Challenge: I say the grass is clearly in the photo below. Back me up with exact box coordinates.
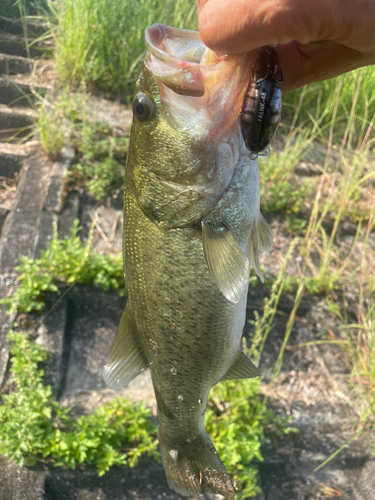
[0,331,158,475]
[69,119,128,200]
[0,0,47,18]
[0,331,295,497]
[283,67,375,147]
[35,100,66,160]
[0,220,124,315]
[55,0,197,94]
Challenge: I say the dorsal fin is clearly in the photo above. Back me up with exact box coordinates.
[248,215,274,282]
[221,351,259,381]
[103,306,148,390]
[202,221,249,304]
[248,229,263,282]
[257,214,274,251]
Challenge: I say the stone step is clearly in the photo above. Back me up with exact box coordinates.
[0,105,35,141]
[0,144,76,387]
[0,151,50,272]
[0,144,75,272]
[0,75,49,107]
[0,17,48,38]
[0,141,32,178]
[0,53,37,75]
[0,32,50,59]
[34,144,75,256]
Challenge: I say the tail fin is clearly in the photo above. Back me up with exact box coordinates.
[159,430,236,498]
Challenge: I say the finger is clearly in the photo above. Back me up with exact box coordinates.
[275,40,368,93]
[198,0,341,54]
[196,0,208,14]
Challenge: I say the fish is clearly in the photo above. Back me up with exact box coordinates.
[103,23,274,498]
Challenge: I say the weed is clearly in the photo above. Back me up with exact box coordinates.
[72,158,124,199]
[0,0,47,18]
[1,332,295,494]
[0,331,158,475]
[55,0,197,94]
[70,121,128,199]
[0,220,124,315]
[206,378,297,499]
[285,215,307,236]
[283,68,375,146]
[260,128,316,214]
[35,101,66,160]
[248,240,298,364]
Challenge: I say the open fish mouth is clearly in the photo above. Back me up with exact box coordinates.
[144,24,253,137]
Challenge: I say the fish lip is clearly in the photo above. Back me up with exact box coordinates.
[145,24,202,64]
[145,23,206,97]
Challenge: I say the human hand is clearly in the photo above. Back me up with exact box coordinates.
[197,0,375,93]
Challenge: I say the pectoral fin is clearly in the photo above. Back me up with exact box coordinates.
[202,222,250,304]
[103,306,148,390]
[221,351,260,380]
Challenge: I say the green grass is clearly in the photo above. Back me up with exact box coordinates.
[0,331,158,475]
[35,101,66,160]
[70,120,129,200]
[0,220,124,315]
[55,0,197,94]
[0,0,48,18]
[1,331,295,496]
[283,67,375,146]
[206,378,297,499]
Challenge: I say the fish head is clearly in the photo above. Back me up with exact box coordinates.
[130,24,253,195]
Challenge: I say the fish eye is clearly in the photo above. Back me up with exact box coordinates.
[133,93,155,122]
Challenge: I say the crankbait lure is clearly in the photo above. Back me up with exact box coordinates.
[240,45,282,154]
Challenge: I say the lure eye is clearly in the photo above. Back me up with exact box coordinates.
[133,93,154,122]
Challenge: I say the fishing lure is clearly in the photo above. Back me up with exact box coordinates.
[240,45,282,155]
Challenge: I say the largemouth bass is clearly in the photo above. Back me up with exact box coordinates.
[103,24,274,498]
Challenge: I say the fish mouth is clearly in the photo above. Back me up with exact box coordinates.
[144,24,252,136]
[145,24,206,97]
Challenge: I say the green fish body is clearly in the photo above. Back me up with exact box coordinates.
[104,24,273,498]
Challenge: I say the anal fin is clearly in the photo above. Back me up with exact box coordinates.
[221,351,260,381]
[202,221,249,304]
[103,305,148,390]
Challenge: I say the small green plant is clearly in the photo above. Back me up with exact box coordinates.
[72,157,124,199]
[0,220,124,315]
[0,331,158,475]
[35,101,66,160]
[260,129,315,214]
[261,179,312,214]
[1,332,295,493]
[206,378,297,499]
[284,271,340,296]
[285,215,308,236]
[70,121,128,199]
